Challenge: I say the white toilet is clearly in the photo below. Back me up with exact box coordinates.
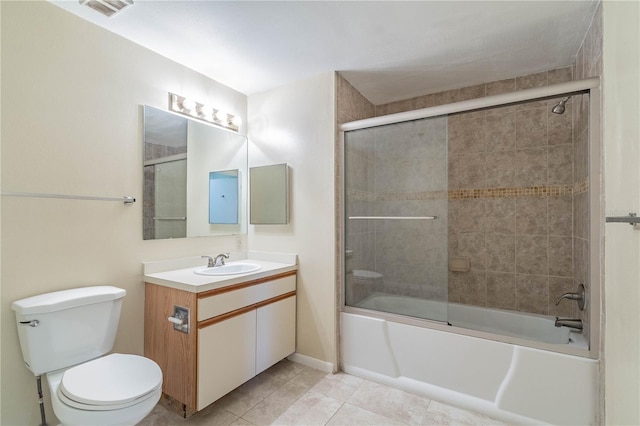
[12,286,162,426]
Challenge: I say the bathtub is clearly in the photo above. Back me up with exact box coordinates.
[342,294,598,425]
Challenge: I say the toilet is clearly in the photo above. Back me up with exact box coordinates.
[12,286,162,426]
[349,269,383,303]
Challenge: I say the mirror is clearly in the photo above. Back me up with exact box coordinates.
[250,164,289,224]
[143,106,247,239]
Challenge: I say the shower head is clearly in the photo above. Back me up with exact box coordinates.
[552,96,570,114]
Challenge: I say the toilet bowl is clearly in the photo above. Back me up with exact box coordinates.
[47,354,162,426]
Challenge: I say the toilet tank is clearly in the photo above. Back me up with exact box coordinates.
[12,286,126,376]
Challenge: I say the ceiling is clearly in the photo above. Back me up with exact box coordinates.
[50,0,599,105]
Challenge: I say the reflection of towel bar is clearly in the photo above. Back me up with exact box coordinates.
[1,191,135,205]
[153,217,186,220]
[348,216,437,220]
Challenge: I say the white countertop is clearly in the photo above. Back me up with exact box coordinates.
[143,251,298,293]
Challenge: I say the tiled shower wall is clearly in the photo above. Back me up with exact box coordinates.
[445,91,577,318]
[337,2,601,319]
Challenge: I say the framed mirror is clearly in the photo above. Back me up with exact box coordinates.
[143,106,247,240]
[250,164,289,225]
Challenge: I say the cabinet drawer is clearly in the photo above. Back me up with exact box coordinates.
[198,275,296,321]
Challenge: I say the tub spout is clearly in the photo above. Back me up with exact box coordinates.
[554,283,585,310]
[555,317,583,330]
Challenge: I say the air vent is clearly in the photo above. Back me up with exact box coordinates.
[80,0,133,17]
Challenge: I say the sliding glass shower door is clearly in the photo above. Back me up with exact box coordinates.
[344,116,449,323]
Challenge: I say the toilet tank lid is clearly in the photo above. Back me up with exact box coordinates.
[12,286,126,316]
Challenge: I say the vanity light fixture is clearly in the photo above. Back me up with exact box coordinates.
[169,93,240,132]
[80,0,133,17]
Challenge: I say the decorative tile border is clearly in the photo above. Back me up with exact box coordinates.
[347,180,589,201]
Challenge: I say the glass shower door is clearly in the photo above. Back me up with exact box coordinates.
[154,159,187,239]
[344,116,449,323]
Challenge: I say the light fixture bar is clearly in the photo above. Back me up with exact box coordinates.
[168,93,241,132]
[79,0,133,17]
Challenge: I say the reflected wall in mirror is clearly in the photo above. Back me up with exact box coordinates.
[250,164,289,225]
[143,106,248,240]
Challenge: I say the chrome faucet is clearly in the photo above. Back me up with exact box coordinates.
[555,317,583,330]
[555,283,585,311]
[213,253,230,266]
[201,256,215,267]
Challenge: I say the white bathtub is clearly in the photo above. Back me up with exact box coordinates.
[342,294,598,425]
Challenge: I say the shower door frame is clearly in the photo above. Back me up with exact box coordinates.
[338,77,602,360]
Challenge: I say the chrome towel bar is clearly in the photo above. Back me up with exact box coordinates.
[605,213,640,225]
[1,191,135,205]
[348,216,437,220]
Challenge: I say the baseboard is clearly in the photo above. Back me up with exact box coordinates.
[287,352,334,373]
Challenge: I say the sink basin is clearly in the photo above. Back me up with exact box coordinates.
[194,263,262,276]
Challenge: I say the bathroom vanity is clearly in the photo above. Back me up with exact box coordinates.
[143,252,297,414]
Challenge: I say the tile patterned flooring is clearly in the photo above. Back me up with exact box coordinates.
[139,360,507,426]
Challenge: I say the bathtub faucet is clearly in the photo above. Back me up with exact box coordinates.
[554,317,583,330]
[554,283,585,311]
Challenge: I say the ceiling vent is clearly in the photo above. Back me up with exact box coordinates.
[79,0,133,17]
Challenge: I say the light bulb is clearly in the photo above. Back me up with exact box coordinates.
[181,98,196,111]
[200,105,214,119]
[215,110,227,122]
[231,116,242,127]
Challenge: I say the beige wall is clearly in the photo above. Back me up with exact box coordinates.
[602,1,640,424]
[1,2,247,424]
[247,72,337,369]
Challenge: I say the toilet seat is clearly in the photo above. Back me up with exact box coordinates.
[58,353,162,411]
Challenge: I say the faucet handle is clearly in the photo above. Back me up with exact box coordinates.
[201,256,215,267]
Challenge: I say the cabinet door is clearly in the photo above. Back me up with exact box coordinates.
[197,310,256,410]
[256,295,296,374]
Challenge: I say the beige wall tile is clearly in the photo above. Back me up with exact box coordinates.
[516,71,548,90]
[548,102,573,145]
[547,66,574,85]
[548,196,573,236]
[516,107,548,148]
[485,111,516,152]
[485,78,516,96]
[487,272,517,310]
[513,147,548,186]
[516,274,549,314]
[548,144,574,185]
[516,235,548,275]
[486,234,516,272]
[516,197,548,235]
[549,236,573,277]
[485,198,516,235]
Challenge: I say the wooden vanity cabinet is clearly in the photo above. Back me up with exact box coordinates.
[144,270,296,412]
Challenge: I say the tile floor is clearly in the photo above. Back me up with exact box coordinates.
[139,360,507,426]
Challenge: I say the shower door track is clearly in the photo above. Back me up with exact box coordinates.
[339,77,599,132]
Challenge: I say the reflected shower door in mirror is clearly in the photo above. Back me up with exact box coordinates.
[143,106,248,240]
